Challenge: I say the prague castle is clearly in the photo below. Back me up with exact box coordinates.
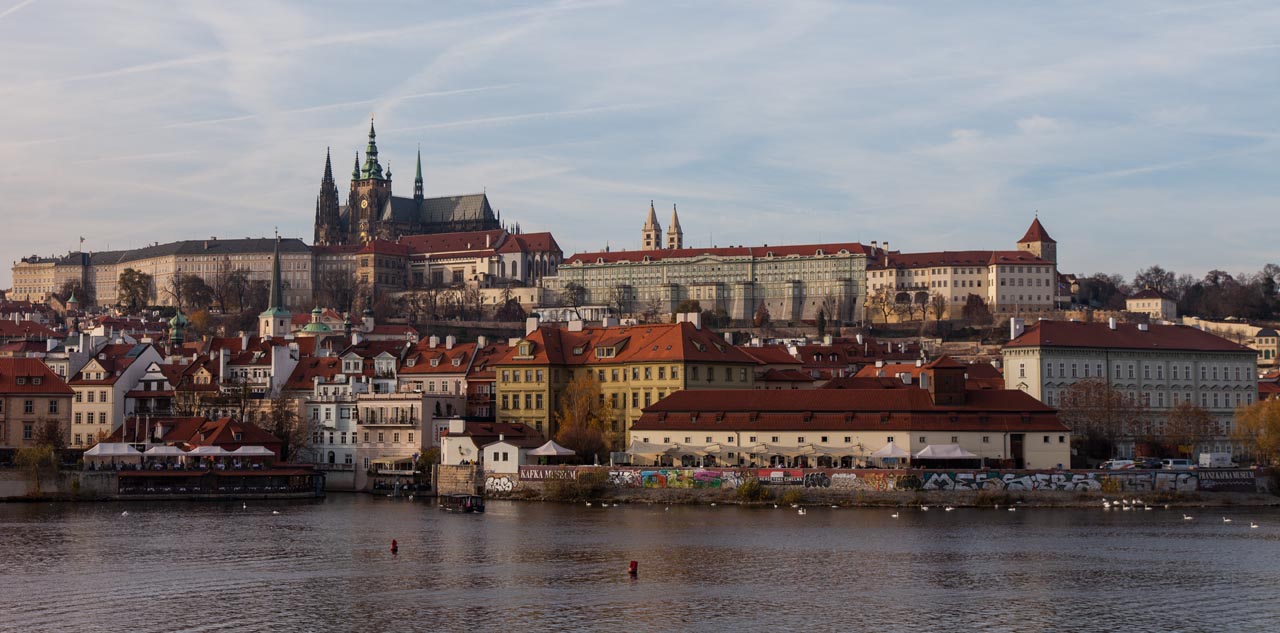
[314,118,502,246]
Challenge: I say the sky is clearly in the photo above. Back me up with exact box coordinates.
[1,0,1278,289]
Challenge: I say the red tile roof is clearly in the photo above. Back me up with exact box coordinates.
[0,320,58,340]
[398,230,506,254]
[0,358,73,394]
[867,250,1050,270]
[283,357,345,391]
[497,322,758,367]
[357,239,410,256]
[739,345,801,366]
[1018,218,1056,244]
[1006,320,1254,353]
[756,368,816,383]
[634,389,1067,432]
[1129,288,1173,301]
[402,342,476,375]
[496,231,561,254]
[565,242,871,265]
[442,420,543,448]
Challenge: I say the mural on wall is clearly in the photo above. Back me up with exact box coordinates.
[484,475,517,494]
[513,467,1250,494]
[637,469,744,489]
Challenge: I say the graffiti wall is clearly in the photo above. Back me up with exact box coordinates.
[508,467,1259,495]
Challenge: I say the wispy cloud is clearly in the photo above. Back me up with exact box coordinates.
[2,0,1280,288]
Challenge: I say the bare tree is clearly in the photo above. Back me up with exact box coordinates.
[868,286,896,323]
[929,292,947,322]
[314,268,357,314]
[1056,380,1148,461]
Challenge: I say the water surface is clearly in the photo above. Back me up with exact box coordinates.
[1,496,1277,632]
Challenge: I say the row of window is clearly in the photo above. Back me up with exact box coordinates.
[1,400,57,414]
[74,390,109,403]
[501,393,545,410]
[1028,361,1253,382]
[74,412,107,424]
[1045,388,1253,410]
[312,431,415,444]
[638,434,1066,445]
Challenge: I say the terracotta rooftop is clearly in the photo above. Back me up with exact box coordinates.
[1018,217,1056,244]
[1006,320,1254,353]
[565,242,871,265]
[0,358,74,394]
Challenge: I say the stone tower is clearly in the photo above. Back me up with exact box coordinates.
[666,204,684,250]
[348,117,393,244]
[1017,217,1057,265]
[641,201,662,250]
[314,149,342,246]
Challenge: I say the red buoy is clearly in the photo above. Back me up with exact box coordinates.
[391,539,398,554]
[628,560,638,576]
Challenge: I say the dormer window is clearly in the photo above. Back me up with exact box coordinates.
[452,358,461,366]
[15,377,24,385]
[32,377,41,385]
[594,347,616,359]
[430,358,440,367]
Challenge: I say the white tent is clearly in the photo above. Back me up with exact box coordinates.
[186,446,232,457]
[143,445,187,457]
[230,446,276,457]
[871,442,911,459]
[528,440,576,457]
[625,440,672,458]
[85,443,142,457]
[914,444,979,459]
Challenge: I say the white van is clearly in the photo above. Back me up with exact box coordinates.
[1161,458,1195,470]
[1100,459,1135,470]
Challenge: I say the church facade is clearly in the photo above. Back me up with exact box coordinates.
[314,119,502,246]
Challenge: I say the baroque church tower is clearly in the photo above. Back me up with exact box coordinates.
[314,149,342,246]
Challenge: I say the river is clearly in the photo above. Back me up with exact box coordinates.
[1,495,1278,632]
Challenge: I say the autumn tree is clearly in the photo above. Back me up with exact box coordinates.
[257,391,312,462]
[961,294,993,326]
[177,274,215,311]
[553,372,617,463]
[1163,402,1215,458]
[58,279,92,305]
[868,286,895,323]
[1056,380,1147,461]
[117,268,152,311]
[495,298,526,322]
[929,292,947,322]
[753,301,771,328]
[33,419,66,449]
[1233,399,1280,465]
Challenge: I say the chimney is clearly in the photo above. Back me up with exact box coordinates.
[448,418,466,434]
[218,348,228,384]
[429,335,440,348]
[568,319,584,332]
[919,371,930,391]
[486,234,491,248]
[871,241,878,251]
[477,335,488,348]
[823,334,832,345]
[1108,317,1117,330]
[687,311,702,330]
[1138,323,1149,332]
[601,316,619,327]
[352,331,364,345]
[883,241,889,252]
[498,433,504,442]
[855,333,864,345]
[875,359,884,368]
[445,335,456,349]
[915,359,923,367]
[240,332,249,350]
[1010,318,1026,340]
[525,316,540,335]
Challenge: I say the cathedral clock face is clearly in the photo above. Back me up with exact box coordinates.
[360,199,369,209]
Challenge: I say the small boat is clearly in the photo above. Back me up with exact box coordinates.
[439,494,485,513]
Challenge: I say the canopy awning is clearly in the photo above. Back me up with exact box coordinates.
[371,456,415,466]
[625,440,671,458]
[186,446,232,457]
[85,443,141,457]
[143,445,187,457]
[667,443,712,457]
[528,440,576,457]
[914,444,979,459]
[230,446,276,457]
[871,442,911,458]
[803,444,859,457]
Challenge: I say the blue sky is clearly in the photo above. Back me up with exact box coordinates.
[2,0,1279,289]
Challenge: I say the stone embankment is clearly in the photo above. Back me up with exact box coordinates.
[481,466,1280,508]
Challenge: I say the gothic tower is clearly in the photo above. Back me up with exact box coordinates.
[314,149,342,246]
[348,117,393,244]
[641,201,662,250]
[1017,216,1057,265]
[413,146,424,202]
[666,204,684,250]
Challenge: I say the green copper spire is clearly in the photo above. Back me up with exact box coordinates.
[259,234,289,320]
[413,145,424,200]
[352,152,360,181]
[361,116,384,180]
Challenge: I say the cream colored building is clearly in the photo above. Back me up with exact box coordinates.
[633,358,1070,469]
[1003,319,1258,457]
[864,219,1060,321]
[11,238,313,309]
[68,343,162,447]
[1126,289,1177,321]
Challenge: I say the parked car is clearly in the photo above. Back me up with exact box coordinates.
[1100,459,1136,470]
[1135,457,1163,469]
[1161,458,1195,470]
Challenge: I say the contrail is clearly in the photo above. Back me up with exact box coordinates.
[0,0,38,22]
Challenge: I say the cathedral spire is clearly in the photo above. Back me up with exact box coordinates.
[641,200,662,250]
[413,145,424,201]
[666,203,684,249]
[322,147,334,186]
[352,152,361,181]
[268,233,284,312]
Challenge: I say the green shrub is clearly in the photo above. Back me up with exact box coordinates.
[780,489,805,505]
[735,478,771,502]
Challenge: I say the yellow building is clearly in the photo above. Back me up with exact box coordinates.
[494,315,759,440]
